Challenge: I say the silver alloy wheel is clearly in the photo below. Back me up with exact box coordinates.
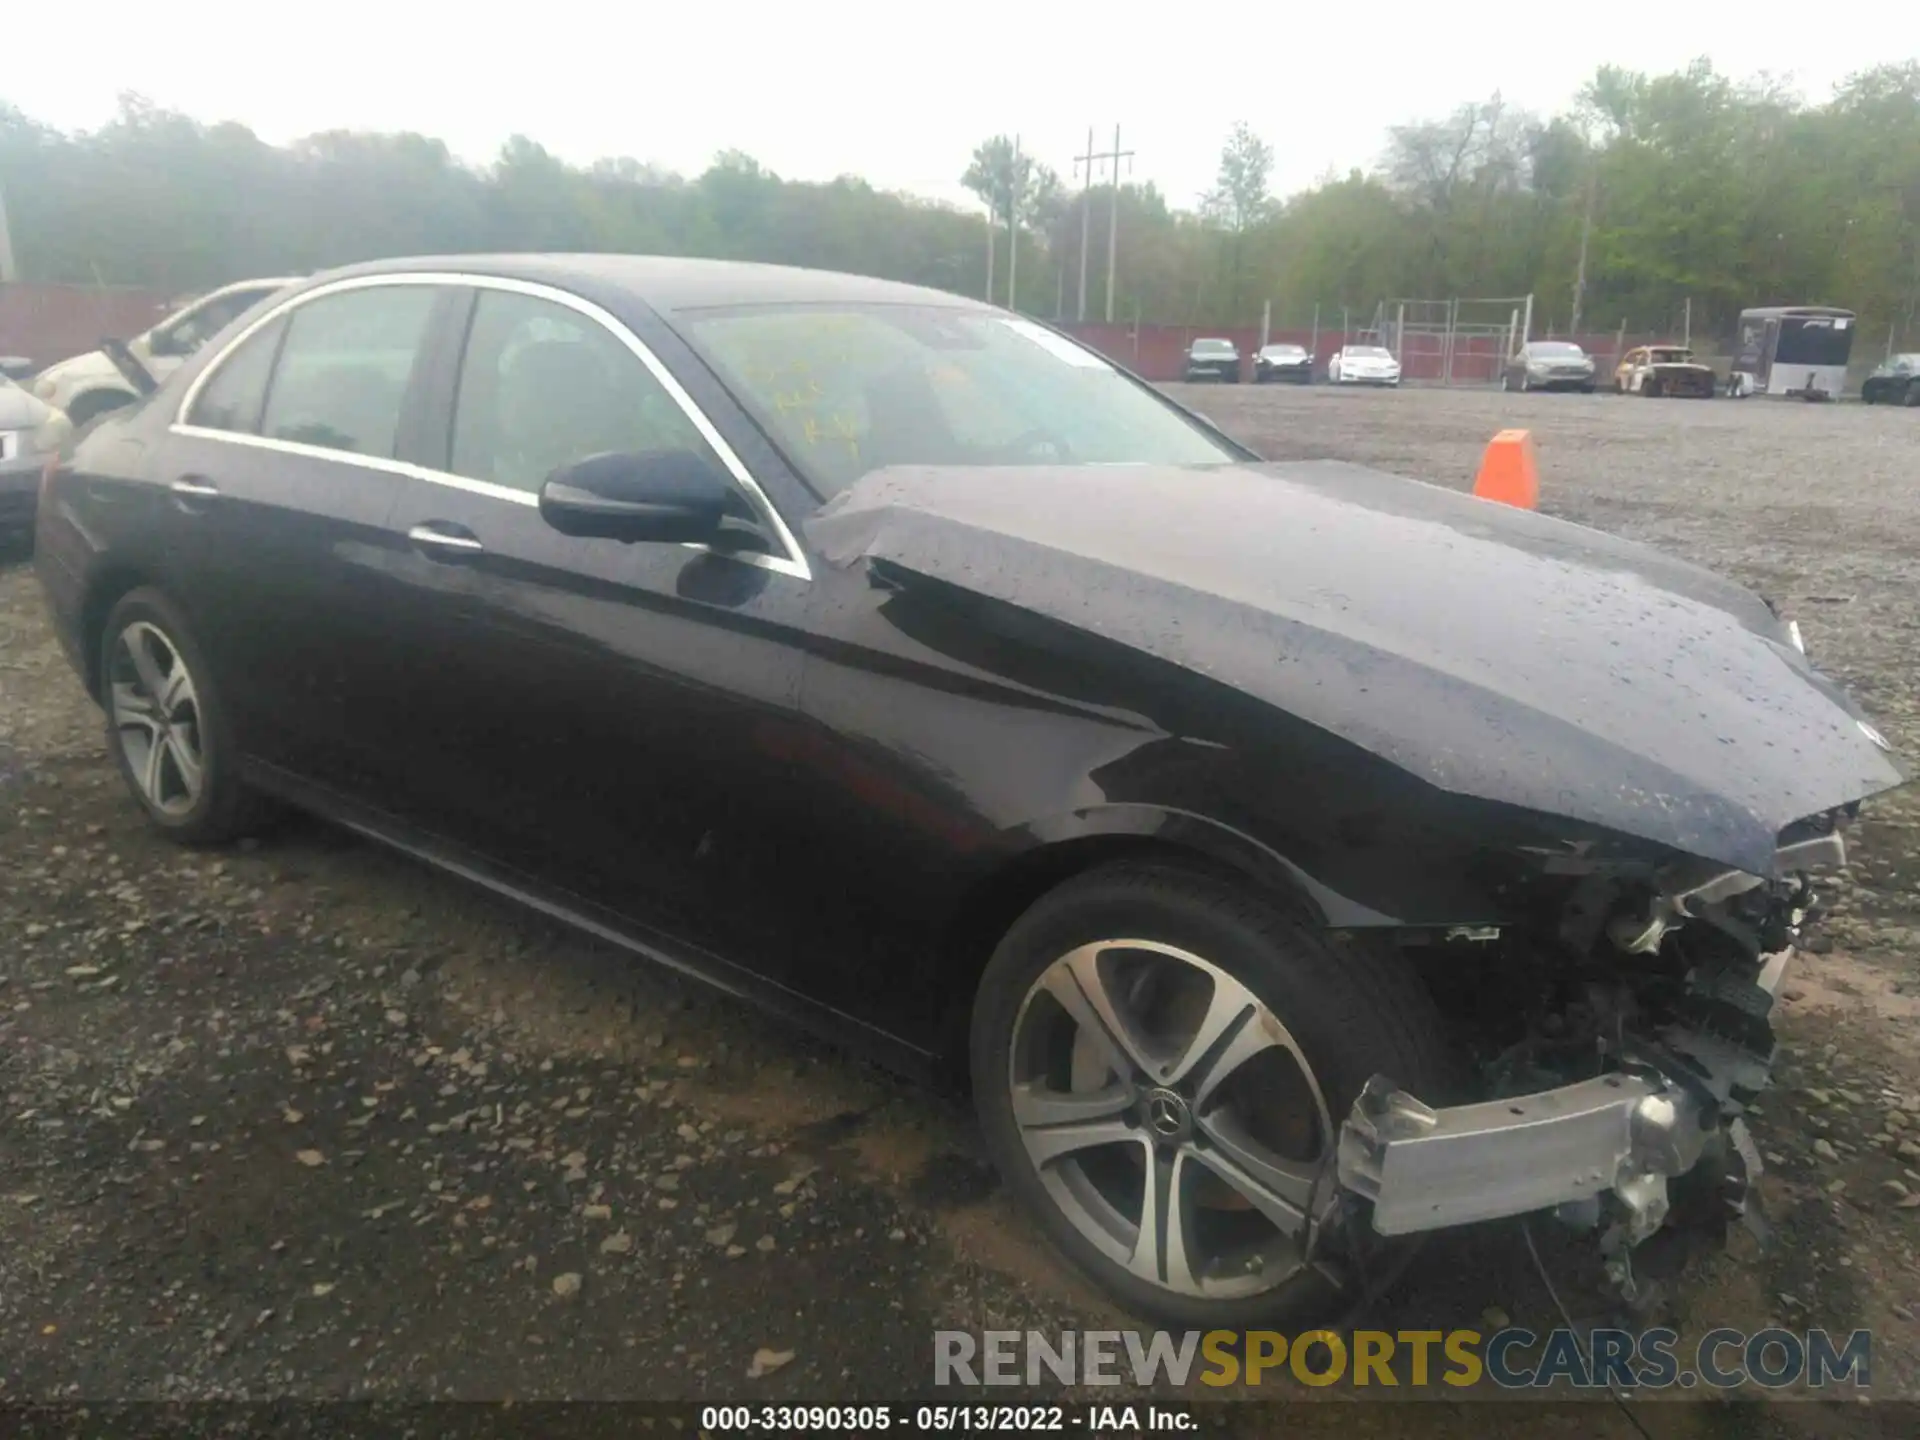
[109,621,206,817]
[1007,939,1336,1301]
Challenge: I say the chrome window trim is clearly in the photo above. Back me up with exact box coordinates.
[170,270,812,581]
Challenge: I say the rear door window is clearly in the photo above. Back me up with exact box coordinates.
[259,287,438,458]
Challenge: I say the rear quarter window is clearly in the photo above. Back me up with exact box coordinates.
[185,315,289,434]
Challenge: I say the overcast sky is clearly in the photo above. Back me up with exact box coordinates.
[11,5,1916,211]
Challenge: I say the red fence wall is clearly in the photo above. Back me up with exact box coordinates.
[1057,322,1652,384]
[0,283,176,370]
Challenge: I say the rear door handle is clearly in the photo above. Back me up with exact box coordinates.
[408,523,485,559]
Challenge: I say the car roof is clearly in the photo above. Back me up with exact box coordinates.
[301,253,990,315]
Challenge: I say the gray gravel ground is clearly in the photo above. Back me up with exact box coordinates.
[4,384,1920,1432]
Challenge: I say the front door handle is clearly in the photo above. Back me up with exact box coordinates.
[408,523,485,559]
[169,476,220,513]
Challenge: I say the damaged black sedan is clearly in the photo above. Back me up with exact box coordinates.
[36,256,1907,1329]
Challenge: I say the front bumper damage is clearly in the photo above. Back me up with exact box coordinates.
[1336,831,1844,1310]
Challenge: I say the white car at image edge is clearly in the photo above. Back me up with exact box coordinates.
[30,277,302,428]
[1327,345,1402,386]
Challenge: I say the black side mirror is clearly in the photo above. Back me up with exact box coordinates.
[538,449,731,545]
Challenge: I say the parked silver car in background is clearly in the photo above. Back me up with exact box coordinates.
[1502,340,1597,393]
[30,277,300,428]
[0,372,73,546]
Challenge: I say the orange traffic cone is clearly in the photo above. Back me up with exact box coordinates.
[1472,429,1539,510]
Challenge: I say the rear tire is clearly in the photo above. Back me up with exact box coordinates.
[1904,385,1920,408]
[99,588,271,845]
[970,860,1457,1329]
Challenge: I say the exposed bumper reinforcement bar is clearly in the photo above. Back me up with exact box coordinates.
[1336,1069,1708,1239]
[1338,940,1796,1286]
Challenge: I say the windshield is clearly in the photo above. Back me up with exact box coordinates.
[1261,345,1305,358]
[1347,346,1391,359]
[678,304,1245,497]
[1648,348,1691,363]
[1884,354,1920,372]
[1528,342,1585,358]
[1191,339,1235,354]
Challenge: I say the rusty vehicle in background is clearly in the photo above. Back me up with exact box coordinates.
[1615,344,1719,398]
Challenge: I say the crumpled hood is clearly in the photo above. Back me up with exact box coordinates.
[806,461,1907,876]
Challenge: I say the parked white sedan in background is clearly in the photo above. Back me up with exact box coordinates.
[29,276,300,428]
[1327,345,1401,386]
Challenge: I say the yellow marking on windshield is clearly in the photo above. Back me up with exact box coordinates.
[773,379,825,413]
[801,410,861,464]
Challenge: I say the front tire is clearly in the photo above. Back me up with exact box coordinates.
[100,588,268,844]
[970,861,1456,1328]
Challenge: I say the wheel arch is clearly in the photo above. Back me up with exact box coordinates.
[78,564,164,703]
[923,805,1391,1083]
[65,386,138,428]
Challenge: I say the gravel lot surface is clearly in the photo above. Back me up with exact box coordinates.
[4,384,1919,1432]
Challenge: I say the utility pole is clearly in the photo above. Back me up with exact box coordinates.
[1683,296,1691,348]
[0,178,17,283]
[983,205,994,304]
[1006,134,1021,313]
[1081,125,1134,324]
[1072,128,1097,323]
[1570,165,1597,337]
